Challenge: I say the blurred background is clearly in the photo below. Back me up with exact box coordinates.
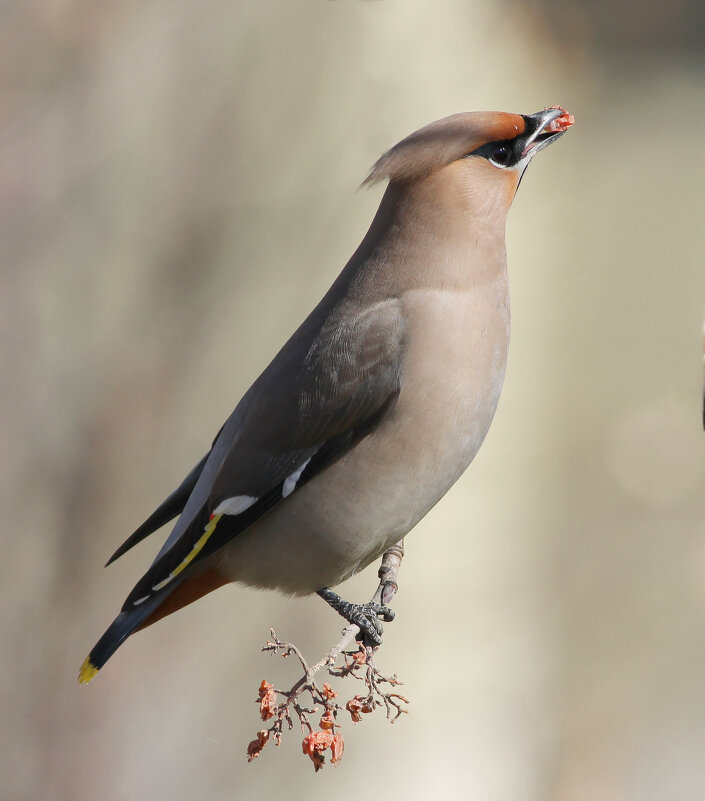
[2,1,705,799]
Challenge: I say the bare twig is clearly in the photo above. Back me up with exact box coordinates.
[246,540,409,770]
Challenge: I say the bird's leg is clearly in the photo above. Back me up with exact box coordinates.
[371,539,404,608]
[317,539,404,647]
[317,587,394,646]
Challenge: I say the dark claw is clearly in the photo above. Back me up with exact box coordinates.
[317,588,395,646]
[349,602,396,646]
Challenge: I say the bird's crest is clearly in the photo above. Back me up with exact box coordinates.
[363,111,526,187]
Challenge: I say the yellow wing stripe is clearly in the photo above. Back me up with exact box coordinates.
[152,513,223,592]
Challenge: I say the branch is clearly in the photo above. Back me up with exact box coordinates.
[246,540,409,771]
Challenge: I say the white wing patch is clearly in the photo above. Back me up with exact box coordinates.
[282,457,311,498]
[133,595,150,606]
[213,495,258,515]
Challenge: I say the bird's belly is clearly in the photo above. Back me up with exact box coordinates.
[217,284,510,595]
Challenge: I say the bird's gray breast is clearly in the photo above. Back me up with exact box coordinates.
[216,276,510,595]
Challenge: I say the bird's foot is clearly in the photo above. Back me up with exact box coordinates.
[317,587,395,647]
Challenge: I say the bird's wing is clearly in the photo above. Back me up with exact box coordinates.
[105,452,210,565]
[121,298,407,609]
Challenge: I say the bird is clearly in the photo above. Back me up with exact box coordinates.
[79,106,573,683]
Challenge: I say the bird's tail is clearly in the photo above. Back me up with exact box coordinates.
[78,563,227,683]
[78,595,165,684]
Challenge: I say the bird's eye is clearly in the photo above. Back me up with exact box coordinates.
[466,140,518,166]
[490,146,512,167]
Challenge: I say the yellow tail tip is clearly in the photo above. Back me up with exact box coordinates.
[78,657,99,684]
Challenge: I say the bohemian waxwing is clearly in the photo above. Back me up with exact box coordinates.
[79,106,573,683]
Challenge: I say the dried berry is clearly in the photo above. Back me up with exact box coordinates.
[257,679,277,721]
[246,729,270,762]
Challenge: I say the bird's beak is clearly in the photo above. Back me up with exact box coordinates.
[522,107,574,159]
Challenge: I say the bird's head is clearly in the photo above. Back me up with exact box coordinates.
[364,107,573,218]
